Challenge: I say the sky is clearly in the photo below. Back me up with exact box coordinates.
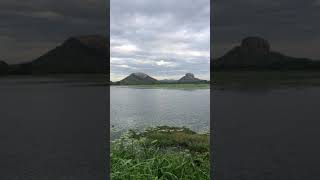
[213,0,320,60]
[2,0,318,77]
[0,0,107,64]
[110,0,210,81]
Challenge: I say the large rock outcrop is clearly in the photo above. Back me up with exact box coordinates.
[213,37,320,70]
[119,72,159,85]
[31,35,108,74]
[241,37,270,55]
[178,73,201,83]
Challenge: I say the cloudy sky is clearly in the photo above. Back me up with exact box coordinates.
[0,0,107,64]
[110,0,210,81]
[213,0,320,60]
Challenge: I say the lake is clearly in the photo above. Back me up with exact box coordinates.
[110,86,210,139]
[0,76,107,180]
[4,75,319,179]
[214,85,320,180]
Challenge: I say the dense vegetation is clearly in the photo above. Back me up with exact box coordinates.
[129,83,210,89]
[111,126,210,180]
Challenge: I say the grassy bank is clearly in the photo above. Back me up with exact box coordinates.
[127,83,210,89]
[111,126,210,180]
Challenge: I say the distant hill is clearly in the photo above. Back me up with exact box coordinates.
[213,37,320,70]
[0,60,9,75]
[9,35,108,74]
[31,35,108,74]
[178,73,208,83]
[115,72,209,85]
[119,72,159,85]
[179,73,200,83]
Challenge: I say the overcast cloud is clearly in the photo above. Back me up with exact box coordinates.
[0,0,107,64]
[213,0,320,60]
[110,0,210,81]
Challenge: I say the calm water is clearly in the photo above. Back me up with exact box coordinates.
[110,86,210,139]
[214,86,320,180]
[3,76,319,179]
[0,77,107,180]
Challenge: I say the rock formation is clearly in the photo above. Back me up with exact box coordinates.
[178,73,208,83]
[178,73,201,83]
[213,36,320,70]
[119,72,159,85]
[30,35,108,74]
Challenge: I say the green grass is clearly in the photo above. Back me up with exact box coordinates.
[111,126,210,180]
[128,83,210,89]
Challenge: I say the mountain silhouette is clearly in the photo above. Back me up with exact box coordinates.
[8,35,108,74]
[119,72,159,85]
[31,35,108,74]
[213,37,320,70]
[178,73,202,83]
[114,72,208,85]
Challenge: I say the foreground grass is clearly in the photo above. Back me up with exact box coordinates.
[129,83,210,89]
[111,126,210,180]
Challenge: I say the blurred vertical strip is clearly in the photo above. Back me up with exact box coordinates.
[210,0,215,179]
[106,0,111,180]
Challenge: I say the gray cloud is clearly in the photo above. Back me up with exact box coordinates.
[213,0,320,59]
[110,0,210,81]
[0,0,107,63]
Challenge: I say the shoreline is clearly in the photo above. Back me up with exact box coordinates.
[213,70,320,89]
[111,126,210,179]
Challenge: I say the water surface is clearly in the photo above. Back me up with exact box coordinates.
[111,86,210,139]
[0,76,107,180]
[214,85,320,180]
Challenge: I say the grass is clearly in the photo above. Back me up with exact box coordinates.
[111,126,210,180]
[128,83,210,90]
